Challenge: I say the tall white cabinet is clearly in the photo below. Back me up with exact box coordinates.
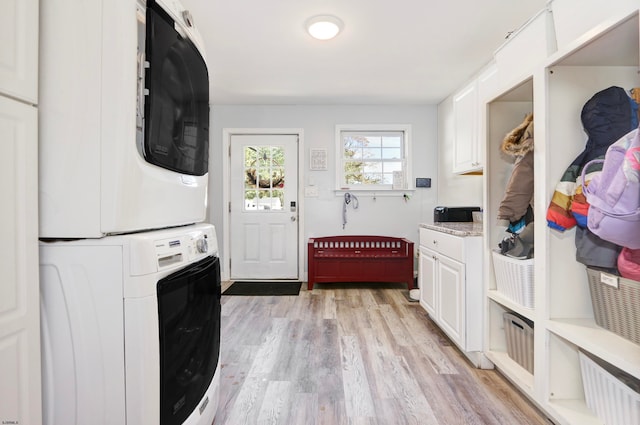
[0,0,41,423]
[480,4,640,425]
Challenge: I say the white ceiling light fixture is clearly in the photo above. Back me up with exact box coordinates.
[306,15,344,40]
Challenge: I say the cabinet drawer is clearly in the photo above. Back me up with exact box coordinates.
[420,228,464,262]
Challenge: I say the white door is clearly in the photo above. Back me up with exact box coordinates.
[229,134,299,279]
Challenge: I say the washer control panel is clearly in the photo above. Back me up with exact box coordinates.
[195,237,208,254]
[147,225,218,272]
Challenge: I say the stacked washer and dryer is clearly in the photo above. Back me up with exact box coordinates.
[39,1,220,424]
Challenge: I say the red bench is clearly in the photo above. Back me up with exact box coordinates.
[307,235,414,291]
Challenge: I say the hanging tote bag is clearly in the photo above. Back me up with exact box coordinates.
[581,128,640,249]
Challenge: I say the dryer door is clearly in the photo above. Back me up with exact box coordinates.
[157,255,220,425]
[144,1,209,176]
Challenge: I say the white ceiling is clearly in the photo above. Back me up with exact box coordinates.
[180,0,548,105]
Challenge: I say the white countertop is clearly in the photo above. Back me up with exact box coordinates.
[420,222,483,237]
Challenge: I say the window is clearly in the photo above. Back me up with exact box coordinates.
[336,124,411,190]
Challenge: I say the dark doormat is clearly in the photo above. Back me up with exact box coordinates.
[223,281,302,296]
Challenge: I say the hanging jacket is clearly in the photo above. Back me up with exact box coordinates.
[546,86,638,231]
[498,113,534,223]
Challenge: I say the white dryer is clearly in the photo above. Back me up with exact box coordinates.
[40,223,221,425]
[39,0,210,238]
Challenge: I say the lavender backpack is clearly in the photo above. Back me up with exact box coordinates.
[581,127,640,249]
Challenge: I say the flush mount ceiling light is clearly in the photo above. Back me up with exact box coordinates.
[306,15,343,40]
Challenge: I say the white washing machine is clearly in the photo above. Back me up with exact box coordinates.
[40,223,221,425]
[39,0,210,238]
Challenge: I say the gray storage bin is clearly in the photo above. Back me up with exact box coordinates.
[503,312,534,374]
[586,267,640,345]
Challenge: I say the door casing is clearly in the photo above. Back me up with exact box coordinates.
[222,128,305,281]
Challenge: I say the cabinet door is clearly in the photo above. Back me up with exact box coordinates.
[418,246,437,317]
[0,96,41,424]
[437,254,465,349]
[0,0,38,103]
[452,80,480,173]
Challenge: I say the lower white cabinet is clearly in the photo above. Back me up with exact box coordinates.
[418,226,488,368]
[418,246,436,316]
[419,245,465,344]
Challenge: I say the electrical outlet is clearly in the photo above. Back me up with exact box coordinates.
[304,186,319,197]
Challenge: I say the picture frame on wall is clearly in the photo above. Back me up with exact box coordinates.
[310,148,328,170]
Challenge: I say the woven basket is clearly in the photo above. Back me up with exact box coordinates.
[503,312,534,373]
[579,350,640,425]
[586,267,640,345]
[492,250,535,308]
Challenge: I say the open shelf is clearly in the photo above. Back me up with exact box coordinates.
[546,318,640,378]
[486,298,535,394]
[487,290,534,321]
[545,399,602,425]
[485,350,534,394]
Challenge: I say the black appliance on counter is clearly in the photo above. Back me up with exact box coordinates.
[434,206,481,222]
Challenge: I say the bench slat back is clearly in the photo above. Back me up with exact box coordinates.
[309,236,412,256]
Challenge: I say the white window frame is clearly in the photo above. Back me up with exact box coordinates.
[335,124,412,191]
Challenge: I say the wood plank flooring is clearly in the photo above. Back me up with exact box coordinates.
[214,282,552,425]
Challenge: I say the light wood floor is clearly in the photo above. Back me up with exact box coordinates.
[214,282,552,425]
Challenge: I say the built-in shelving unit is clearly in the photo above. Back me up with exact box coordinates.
[543,10,640,423]
[483,76,537,400]
[481,5,640,425]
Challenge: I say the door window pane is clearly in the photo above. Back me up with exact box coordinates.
[243,145,285,211]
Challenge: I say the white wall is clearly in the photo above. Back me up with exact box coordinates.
[436,95,483,206]
[207,105,438,279]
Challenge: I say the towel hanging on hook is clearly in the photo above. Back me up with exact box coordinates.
[342,192,359,229]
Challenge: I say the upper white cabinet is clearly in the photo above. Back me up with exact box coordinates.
[0,0,38,103]
[452,80,481,174]
[451,5,554,176]
[452,63,499,175]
